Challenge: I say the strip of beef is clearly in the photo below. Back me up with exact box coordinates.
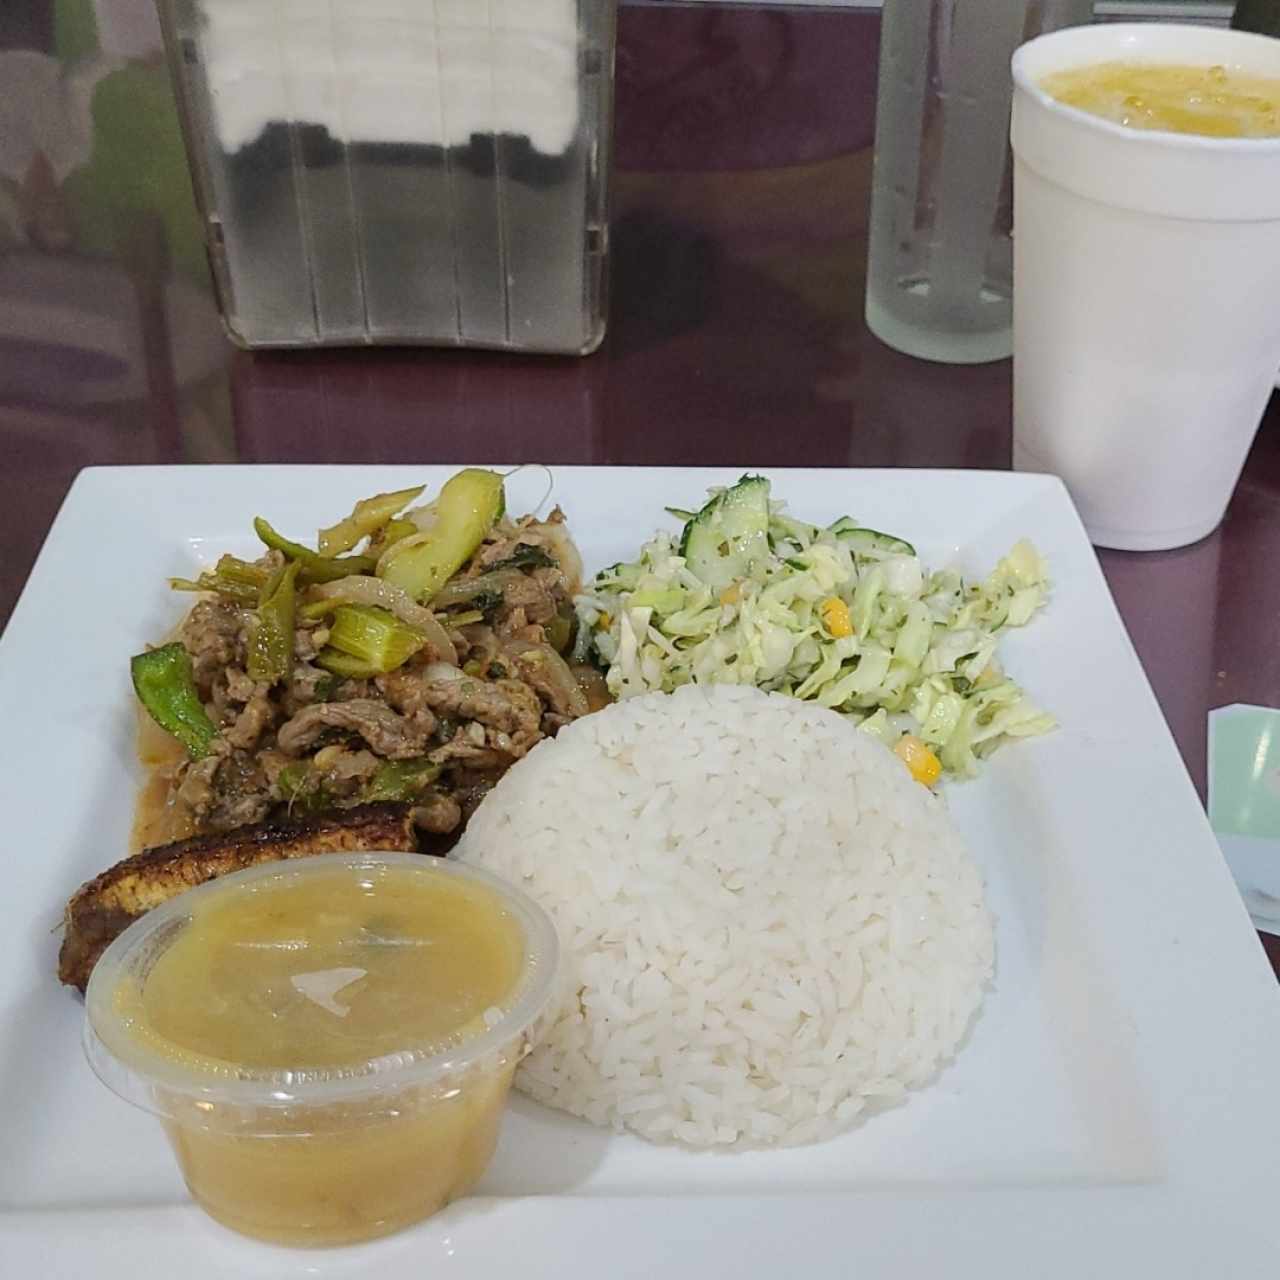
[224,686,278,750]
[208,665,256,723]
[494,608,546,645]
[376,665,543,765]
[276,698,431,759]
[497,573,558,626]
[330,678,374,702]
[224,666,255,703]
[374,668,440,735]
[424,671,541,741]
[294,622,331,662]
[501,641,590,719]
[176,743,274,832]
[58,803,420,992]
[436,683,543,765]
[475,529,545,571]
[457,623,500,671]
[431,724,505,769]
[281,661,330,717]
[180,600,249,696]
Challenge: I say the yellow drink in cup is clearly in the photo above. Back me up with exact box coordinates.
[1011,25,1280,551]
[1040,61,1280,138]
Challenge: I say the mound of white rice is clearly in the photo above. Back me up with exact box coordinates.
[457,684,993,1149]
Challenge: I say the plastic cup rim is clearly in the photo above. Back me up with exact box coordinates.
[82,851,560,1116]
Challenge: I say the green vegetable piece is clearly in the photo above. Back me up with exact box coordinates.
[850,563,885,637]
[369,517,418,557]
[130,643,219,759]
[170,554,273,604]
[299,598,338,622]
[169,574,255,603]
[545,608,574,654]
[276,762,311,800]
[833,523,916,559]
[254,517,378,583]
[679,475,771,590]
[246,561,299,686]
[324,604,425,674]
[315,648,380,679]
[431,585,508,617]
[379,469,505,603]
[363,758,443,803]
[314,673,341,702]
[431,566,528,612]
[470,591,505,616]
[317,484,426,558]
[216,555,273,590]
[487,545,555,573]
[275,761,330,813]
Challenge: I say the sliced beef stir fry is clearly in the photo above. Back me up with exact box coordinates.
[60,475,610,993]
[162,506,596,841]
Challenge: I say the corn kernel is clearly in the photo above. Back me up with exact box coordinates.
[820,597,853,638]
[894,734,942,787]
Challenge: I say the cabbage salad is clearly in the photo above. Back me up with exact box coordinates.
[574,476,1054,778]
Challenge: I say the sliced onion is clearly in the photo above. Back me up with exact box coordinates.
[309,576,457,664]
[422,661,466,684]
[540,520,584,594]
[404,503,439,533]
[375,529,432,579]
[431,568,527,610]
[570,662,611,712]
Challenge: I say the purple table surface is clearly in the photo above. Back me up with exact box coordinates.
[1,2,1276,975]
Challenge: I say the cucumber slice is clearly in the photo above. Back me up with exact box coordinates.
[679,475,771,589]
[379,468,505,603]
[833,522,916,558]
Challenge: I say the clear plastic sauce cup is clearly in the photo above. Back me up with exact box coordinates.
[83,853,559,1247]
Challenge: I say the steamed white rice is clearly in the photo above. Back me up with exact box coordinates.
[457,684,993,1149]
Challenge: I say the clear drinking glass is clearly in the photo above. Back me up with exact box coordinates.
[866,0,1093,364]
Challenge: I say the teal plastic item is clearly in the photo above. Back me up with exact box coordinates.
[1208,704,1280,934]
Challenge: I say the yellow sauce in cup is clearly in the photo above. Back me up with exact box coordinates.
[136,867,523,1069]
[85,855,557,1247]
[162,1062,515,1246]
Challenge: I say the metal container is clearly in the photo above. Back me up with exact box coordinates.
[157,0,617,354]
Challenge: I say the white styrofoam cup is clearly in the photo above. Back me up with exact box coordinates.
[1011,24,1280,552]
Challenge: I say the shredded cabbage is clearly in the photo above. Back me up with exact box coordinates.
[577,485,1055,778]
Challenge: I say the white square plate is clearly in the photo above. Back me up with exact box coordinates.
[2,466,1278,1277]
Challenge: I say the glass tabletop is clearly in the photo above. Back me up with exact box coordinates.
[1,0,1275,971]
